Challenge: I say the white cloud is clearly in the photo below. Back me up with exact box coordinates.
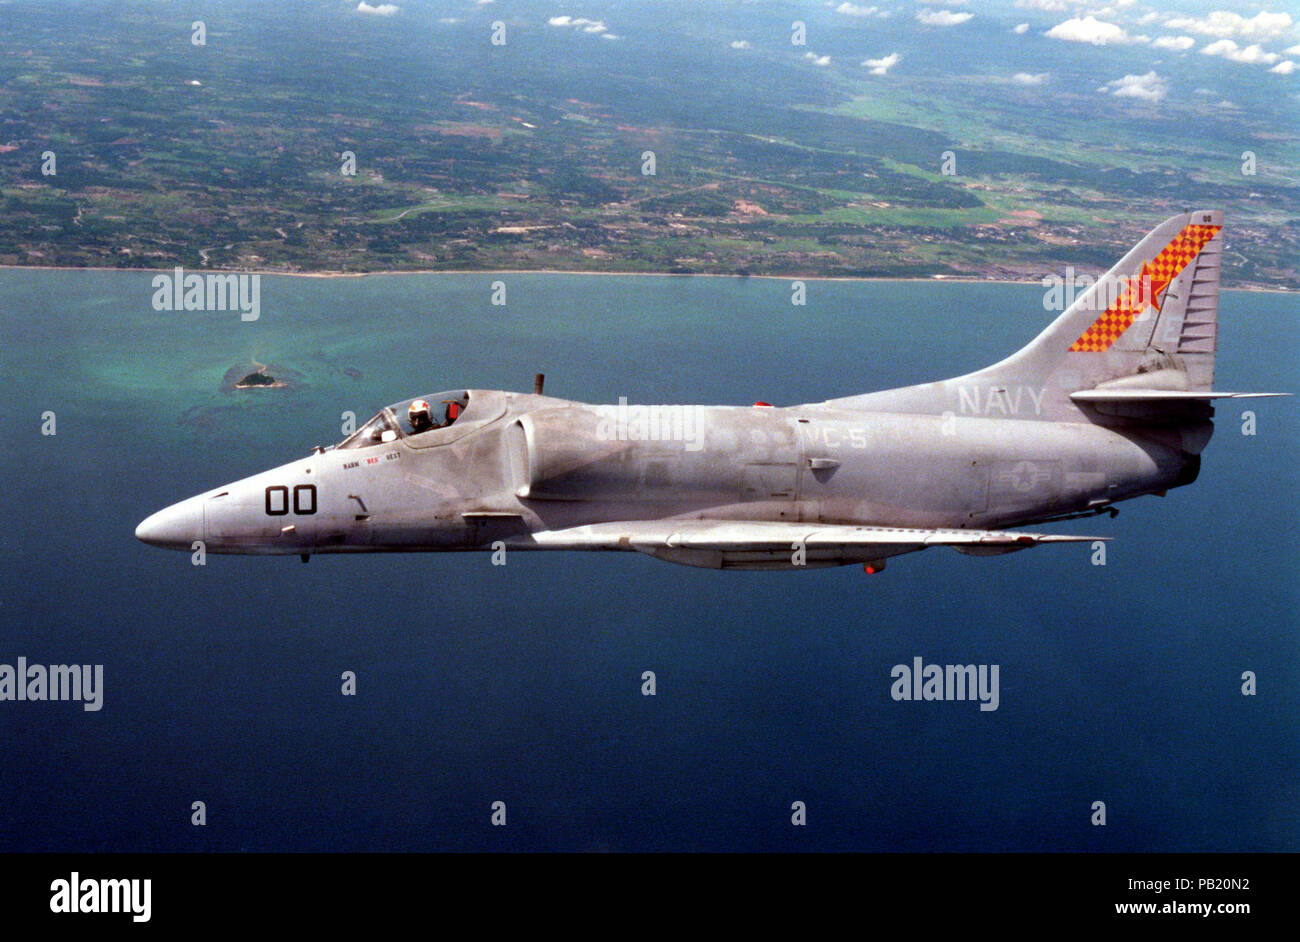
[1089,1,1137,16]
[862,52,901,75]
[1201,39,1281,66]
[1099,71,1167,101]
[729,40,751,49]
[834,3,878,16]
[1270,60,1296,74]
[1164,12,1292,42]
[356,2,398,15]
[1019,0,1128,10]
[548,15,615,38]
[1012,72,1049,85]
[917,9,973,26]
[1013,23,1030,34]
[804,52,832,66]
[1287,44,1300,56]
[1046,16,1132,45]
[1152,35,1195,50]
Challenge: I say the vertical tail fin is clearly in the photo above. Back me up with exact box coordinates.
[1062,209,1222,390]
[827,209,1233,419]
[979,208,1224,395]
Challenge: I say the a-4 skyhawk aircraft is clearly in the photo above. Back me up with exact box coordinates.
[137,209,1284,571]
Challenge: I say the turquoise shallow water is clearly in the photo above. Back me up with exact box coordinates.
[0,268,1296,851]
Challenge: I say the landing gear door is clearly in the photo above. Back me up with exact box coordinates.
[742,462,798,499]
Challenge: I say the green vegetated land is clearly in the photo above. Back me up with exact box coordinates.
[1,0,1296,288]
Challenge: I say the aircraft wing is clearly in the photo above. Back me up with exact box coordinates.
[514,520,1106,570]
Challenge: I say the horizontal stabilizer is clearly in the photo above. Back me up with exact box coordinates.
[1071,390,1289,402]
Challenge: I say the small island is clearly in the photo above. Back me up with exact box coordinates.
[234,364,288,389]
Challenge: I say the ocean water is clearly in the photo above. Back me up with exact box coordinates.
[0,268,1295,852]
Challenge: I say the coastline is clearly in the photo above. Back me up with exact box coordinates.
[0,262,1293,294]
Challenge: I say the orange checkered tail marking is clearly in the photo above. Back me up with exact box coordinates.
[1068,223,1221,353]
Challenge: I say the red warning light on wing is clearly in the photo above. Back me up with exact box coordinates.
[1069,223,1221,353]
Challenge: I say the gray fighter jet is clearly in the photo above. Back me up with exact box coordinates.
[136,209,1283,571]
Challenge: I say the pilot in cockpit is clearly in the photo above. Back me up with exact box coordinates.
[408,399,436,434]
[408,397,466,435]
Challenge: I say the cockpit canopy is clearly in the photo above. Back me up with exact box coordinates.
[338,390,470,449]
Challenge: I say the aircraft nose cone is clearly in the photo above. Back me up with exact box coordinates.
[135,498,204,550]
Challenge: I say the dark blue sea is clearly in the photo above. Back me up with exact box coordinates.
[0,269,1295,851]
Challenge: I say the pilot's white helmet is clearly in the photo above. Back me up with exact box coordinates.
[408,399,432,426]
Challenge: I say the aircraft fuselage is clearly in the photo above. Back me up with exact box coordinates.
[136,388,1201,558]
